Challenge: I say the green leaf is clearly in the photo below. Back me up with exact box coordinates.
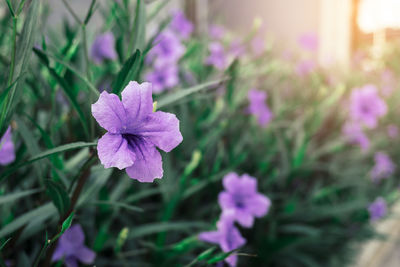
[0,79,19,113]
[0,203,56,239]
[129,0,146,52]
[28,142,96,164]
[115,227,129,253]
[35,49,99,97]
[157,79,226,109]
[207,251,235,264]
[45,179,71,216]
[60,212,74,234]
[0,142,96,181]
[128,222,208,240]
[5,0,15,17]
[90,200,143,213]
[15,116,44,181]
[33,48,90,139]
[0,238,11,251]
[225,60,238,108]
[0,0,40,135]
[25,114,64,169]
[0,188,42,205]
[112,50,142,95]
[197,247,217,261]
[83,0,97,25]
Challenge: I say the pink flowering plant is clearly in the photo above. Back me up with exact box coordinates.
[1,1,400,267]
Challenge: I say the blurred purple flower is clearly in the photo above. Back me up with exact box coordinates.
[342,121,370,151]
[198,211,246,267]
[251,35,265,56]
[52,224,96,267]
[350,85,387,129]
[381,69,395,96]
[145,65,179,94]
[387,125,398,139]
[298,32,318,52]
[296,59,315,77]
[0,126,15,166]
[206,42,227,70]
[218,172,271,228]
[91,32,117,64]
[229,40,246,59]
[148,30,185,66]
[370,152,395,182]
[170,10,193,40]
[91,81,183,182]
[368,197,387,222]
[247,89,273,128]
[209,24,225,40]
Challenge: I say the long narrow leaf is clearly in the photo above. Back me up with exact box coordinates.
[0,142,97,181]
[157,79,227,109]
[0,0,40,135]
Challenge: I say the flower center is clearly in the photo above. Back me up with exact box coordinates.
[234,195,246,209]
[122,134,146,158]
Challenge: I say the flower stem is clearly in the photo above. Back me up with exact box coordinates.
[42,152,96,267]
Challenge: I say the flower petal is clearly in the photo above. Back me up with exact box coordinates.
[125,143,163,182]
[97,133,136,169]
[91,91,127,133]
[198,231,221,244]
[234,209,254,228]
[137,111,183,152]
[62,224,85,245]
[225,255,238,267]
[239,174,257,194]
[222,172,241,193]
[65,257,78,267]
[218,192,235,210]
[249,194,271,217]
[0,126,15,165]
[121,81,153,125]
[52,245,66,262]
[75,246,96,264]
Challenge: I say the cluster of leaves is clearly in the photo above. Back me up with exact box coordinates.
[0,1,399,267]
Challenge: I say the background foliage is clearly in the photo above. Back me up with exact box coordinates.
[0,0,399,266]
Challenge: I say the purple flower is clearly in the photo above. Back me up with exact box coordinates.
[91,32,117,64]
[350,85,387,129]
[381,69,395,96]
[218,172,271,228]
[387,125,398,139]
[145,65,179,94]
[251,35,265,56]
[368,197,387,222]
[247,89,273,128]
[170,10,193,40]
[296,59,315,77]
[198,211,246,267]
[206,42,227,70]
[342,121,370,151]
[229,40,246,59]
[298,32,318,52]
[370,152,395,182]
[0,126,15,166]
[209,25,225,40]
[91,81,183,182]
[147,30,185,67]
[52,224,96,267]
